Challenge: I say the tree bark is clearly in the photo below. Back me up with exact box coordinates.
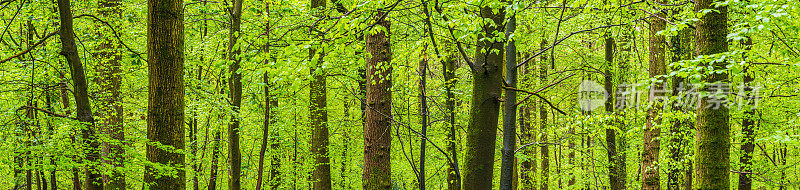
[417,45,429,190]
[462,3,505,189]
[226,0,243,189]
[94,0,125,188]
[603,34,625,190]
[519,53,535,190]
[668,28,692,190]
[643,4,666,189]
[308,0,332,189]
[56,0,103,189]
[499,5,517,189]
[442,55,461,190]
[144,0,186,187]
[257,3,274,190]
[539,39,549,190]
[738,34,755,190]
[694,0,730,188]
[363,10,392,190]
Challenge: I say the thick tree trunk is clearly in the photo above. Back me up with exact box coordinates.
[694,0,730,188]
[144,0,186,187]
[442,55,460,190]
[308,0,332,189]
[95,0,125,188]
[56,0,102,189]
[462,4,505,189]
[499,6,517,189]
[643,5,666,189]
[363,11,392,190]
[539,39,549,190]
[226,0,243,189]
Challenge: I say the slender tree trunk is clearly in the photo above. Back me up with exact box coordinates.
[144,0,186,187]
[256,71,274,190]
[45,89,57,190]
[694,0,730,187]
[462,3,505,189]
[417,45,429,190]
[539,39,549,190]
[268,96,281,190]
[208,125,222,190]
[519,54,535,190]
[363,10,392,190]
[604,34,625,190]
[56,76,82,190]
[738,36,755,190]
[225,0,243,189]
[257,4,273,190]
[95,0,125,188]
[442,55,460,190]
[56,0,103,189]
[499,5,517,189]
[668,28,692,190]
[643,4,666,189]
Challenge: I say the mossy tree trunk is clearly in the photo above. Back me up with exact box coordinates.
[693,0,730,188]
[363,10,392,190]
[95,0,125,188]
[308,0,332,189]
[539,39,549,190]
[462,3,505,189]
[442,55,460,190]
[226,0,243,189]
[144,0,186,188]
[643,3,666,189]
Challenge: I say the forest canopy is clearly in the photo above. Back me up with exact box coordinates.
[0,0,799,189]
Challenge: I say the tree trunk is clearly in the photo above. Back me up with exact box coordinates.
[462,4,505,189]
[539,39,549,190]
[95,0,125,188]
[208,125,222,190]
[694,0,730,188]
[144,0,186,187]
[226,0,243,189]
[56,0,103,189]
[643,4,666,189]
[56,75,82,190]
[308,0,332,189]
[442,55,460,190]
[269,96,281,190]
[257,70,276,190]
[363,10,392,190]
[668,28,692,190]
[257,3,273,190]
[417,45,429,190]
[738,34,755,190]
[603,34,625,190]
[519,53,535,190]
[499,5,517,189]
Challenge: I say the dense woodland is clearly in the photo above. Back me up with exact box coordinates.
[0,0,799,189]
